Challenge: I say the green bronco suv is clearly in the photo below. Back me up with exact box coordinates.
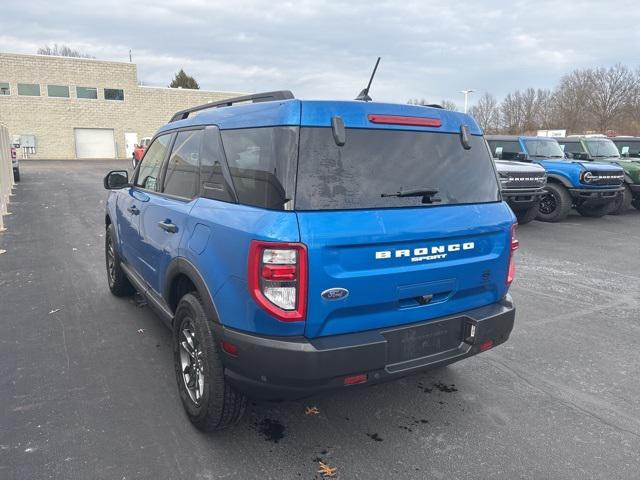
[557,136,640,213]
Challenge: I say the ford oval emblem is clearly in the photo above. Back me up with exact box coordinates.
[321,288,349,301]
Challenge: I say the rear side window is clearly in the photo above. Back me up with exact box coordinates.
[486,140,521,160]
[163,129,202,199]
[135,134,172,191]
[221,127,298,210]
[296,128,500,211]
[200,128,236,203]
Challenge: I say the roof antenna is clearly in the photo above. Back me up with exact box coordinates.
[355,57,381,102]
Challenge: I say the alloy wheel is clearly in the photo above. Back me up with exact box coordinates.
[179,320,205,405]
[106,235,116,286]
[539,193,556,215]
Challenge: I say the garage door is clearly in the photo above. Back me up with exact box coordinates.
[74,129,116,159]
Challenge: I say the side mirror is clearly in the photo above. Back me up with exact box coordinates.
[574,152,589,160]
[516,152,528,161]
[104,170,129,189]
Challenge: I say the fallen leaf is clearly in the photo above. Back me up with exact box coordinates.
[48,308,61,314]
[305,406,320,415]
[317,461,337,477]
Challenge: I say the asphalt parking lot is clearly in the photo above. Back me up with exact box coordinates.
[1,160,639,480]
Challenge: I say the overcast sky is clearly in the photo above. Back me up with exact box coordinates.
[1,0,639,107]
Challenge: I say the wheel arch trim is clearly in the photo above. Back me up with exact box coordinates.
[546,174,573,188]
[164,257,221,325]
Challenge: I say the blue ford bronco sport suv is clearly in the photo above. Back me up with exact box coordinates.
[486,135,624,222]
[104,91,518,430]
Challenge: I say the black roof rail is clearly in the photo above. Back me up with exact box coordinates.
[169,90,295,122]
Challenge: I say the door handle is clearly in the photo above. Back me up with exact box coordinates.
[127,206,140,215]
[158,221,177,233]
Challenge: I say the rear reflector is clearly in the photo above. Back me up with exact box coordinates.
[479,340,494,352]
[221,340,239,356]
[344,373,368,386]
[368,114,442,128]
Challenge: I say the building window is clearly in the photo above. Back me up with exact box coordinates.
[0,82,9,95]
[104,88,124,101]
[47,85,70,98]
[76,86,97,99]
[17,83,41,96]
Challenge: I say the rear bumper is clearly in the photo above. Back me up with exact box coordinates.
[569,186,623,204]
[501,188,546,210]
[217,295,515,400]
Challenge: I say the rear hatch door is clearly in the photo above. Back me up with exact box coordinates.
[295,102,514,338]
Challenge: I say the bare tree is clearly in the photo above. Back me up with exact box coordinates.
[407,98,457,110]
[37,44,94,58]
[553,69,595,134]
[586,64,637,132]
[439,100,458,111]
[469,92,500,133]
[500,91,526,134]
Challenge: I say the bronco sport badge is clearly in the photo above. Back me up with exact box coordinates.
[375,242,475,263]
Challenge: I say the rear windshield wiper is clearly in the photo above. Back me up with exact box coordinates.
[381,187,441,204]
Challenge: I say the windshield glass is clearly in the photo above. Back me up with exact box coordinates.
[584,139,620,158]
[295,128,500,210]
[613,140,640,158]
[524,139,565,158]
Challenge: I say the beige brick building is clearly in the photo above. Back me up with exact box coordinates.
[0,52,242,159]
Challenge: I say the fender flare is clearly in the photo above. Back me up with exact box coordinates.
[164,257,220,324]
[546,173,573,188]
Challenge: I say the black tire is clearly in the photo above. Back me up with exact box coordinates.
[13,168,20,182]
[575,202,612,218]
[105,224,135,297]
[515,205,539,225]
[608,184,632,215]
[536,183,572,222]
[173,293,246,431]
[632,196,640,210]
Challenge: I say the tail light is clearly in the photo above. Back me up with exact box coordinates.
[506,223,519,286]
[248,241,307,322]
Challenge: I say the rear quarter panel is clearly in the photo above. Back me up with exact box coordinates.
[184,198,303,336]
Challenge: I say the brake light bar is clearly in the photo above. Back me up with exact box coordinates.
[248,241,308,322]
[368,114,442,127]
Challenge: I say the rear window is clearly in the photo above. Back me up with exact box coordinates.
[295,128,500,210]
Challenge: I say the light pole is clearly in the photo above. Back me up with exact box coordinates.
[460,89,474,113]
